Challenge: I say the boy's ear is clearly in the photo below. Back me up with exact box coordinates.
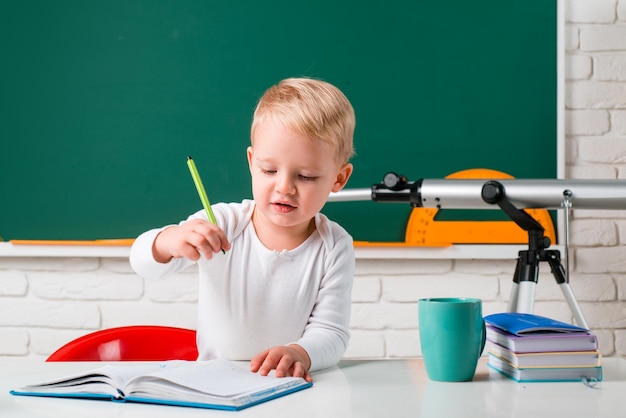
[246,146,253,172]
[332,163,353,192]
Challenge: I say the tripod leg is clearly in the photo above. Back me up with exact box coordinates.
[508,250,539,314]
[507,256,522,312]
[546,250,589,328]
[516,282,536,313]
[507,283,519,312]
[559,283,589,329]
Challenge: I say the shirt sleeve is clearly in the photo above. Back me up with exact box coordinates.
[129,226,194,280]
[129,203,248,280]
[295,229,355,371]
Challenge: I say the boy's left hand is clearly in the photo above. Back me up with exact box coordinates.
[250,344,312,382]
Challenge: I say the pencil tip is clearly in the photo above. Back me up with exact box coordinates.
[187,156,192,160]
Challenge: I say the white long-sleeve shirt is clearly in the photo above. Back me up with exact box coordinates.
[130,200,354,371]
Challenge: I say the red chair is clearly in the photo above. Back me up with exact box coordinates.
[47,325,198,361]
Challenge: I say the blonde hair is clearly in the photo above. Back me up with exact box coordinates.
[251,77,355,164]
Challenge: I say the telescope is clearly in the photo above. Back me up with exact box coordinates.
[328,172,626,210]
[329,173,626,329]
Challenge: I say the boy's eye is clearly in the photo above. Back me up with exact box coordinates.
[262,169,277,175]
[299,175,317,181]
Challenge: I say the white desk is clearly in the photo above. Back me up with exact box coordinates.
[2,358,625,417]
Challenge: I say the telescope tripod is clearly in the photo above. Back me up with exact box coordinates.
[482,181,589,328]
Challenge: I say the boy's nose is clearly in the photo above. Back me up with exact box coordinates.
[275,174,296,195]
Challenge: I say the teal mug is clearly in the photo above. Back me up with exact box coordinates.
[418,298,485,382]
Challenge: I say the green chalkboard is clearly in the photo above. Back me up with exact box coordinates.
[0,1,557,242]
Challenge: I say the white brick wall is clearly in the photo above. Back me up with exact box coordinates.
[2,0,626,361]
[561,0,626,359]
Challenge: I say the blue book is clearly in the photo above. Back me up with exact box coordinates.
[484,312,589,335]
[10,359,312,411]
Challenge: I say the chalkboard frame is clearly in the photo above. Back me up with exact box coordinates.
[0,0,562,243]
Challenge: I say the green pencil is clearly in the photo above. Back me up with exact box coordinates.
[186,156,225,254]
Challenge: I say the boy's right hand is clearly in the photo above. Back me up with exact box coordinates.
[152,219,231,263]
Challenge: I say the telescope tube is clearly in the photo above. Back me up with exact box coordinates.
[328,179,626,210]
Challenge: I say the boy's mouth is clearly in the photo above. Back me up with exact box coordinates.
[272,201,296,212]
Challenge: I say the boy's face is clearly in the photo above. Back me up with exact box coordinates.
[247,117,352,239]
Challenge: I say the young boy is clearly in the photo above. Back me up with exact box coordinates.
[130,77,355,382]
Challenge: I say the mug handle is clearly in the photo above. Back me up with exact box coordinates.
[478,319,486,358]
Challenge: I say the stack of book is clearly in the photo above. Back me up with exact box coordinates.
[484,312,602,382]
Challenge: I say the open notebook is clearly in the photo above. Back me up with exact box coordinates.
[11,359,312,411]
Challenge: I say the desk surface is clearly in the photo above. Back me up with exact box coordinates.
[2,358,625,417]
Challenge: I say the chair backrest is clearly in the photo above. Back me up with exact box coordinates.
[47,325,198,362]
